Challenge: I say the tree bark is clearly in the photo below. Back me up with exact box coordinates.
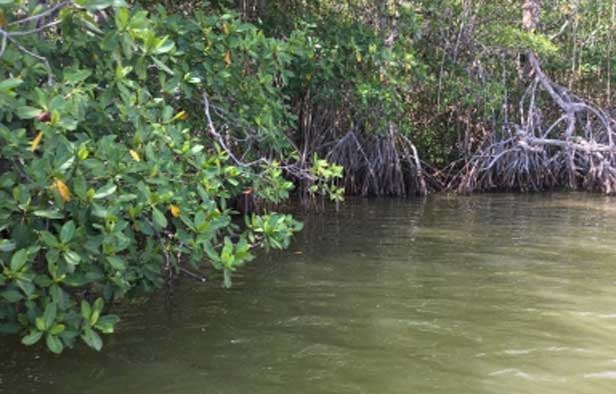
[522,0,541,31]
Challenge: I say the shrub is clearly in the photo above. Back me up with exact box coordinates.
[0,0,341,353]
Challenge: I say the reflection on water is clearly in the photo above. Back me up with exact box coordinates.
[3,193,616,394]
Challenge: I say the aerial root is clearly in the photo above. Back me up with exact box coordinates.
[452,54,616,195]
[326,129,430,196]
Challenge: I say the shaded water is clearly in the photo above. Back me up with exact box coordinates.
[3,194,616,394]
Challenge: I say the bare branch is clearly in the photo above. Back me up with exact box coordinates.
[8,20,63,37]
[8,1,72,27]
[7,36,54,85]
[0,31,7,58]
[202,93,265,168]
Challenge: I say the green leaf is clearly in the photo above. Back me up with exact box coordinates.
[82,327,103,351]
[221,238,234,267]
[46,334,64,354]
[39,231,60,248]
[33,210,64,220]
[152,208,167,229]
[81,300,92,321]
[77,13,104,34]
[43,302,58,329]
[94,315,120,334]
[58,156,75,171]
[0,239,16,252]
[0,77,22,90]
[64,250,81,266]
[106,256,126,271]
[49,324,65,336]
[153,37,175,55]
[151,57,174,75]
[91,298,104,325]
[22,331,43,346]
[223,268,232,288]
[1,290,23,303]
[93,184,117,199]
[77,0,128,10]
[17,106,43,119]
[115,7,130,29]
[117,193,137,202]
[10,249,28,272]
[204,242,220,263]
[63,69,92,84]
[35,317,46,332]
[60,221,76,244]
[93,297,104,312]
[190,145,204,155]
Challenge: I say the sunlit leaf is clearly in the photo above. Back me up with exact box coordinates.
[53,178,71,202]
[129,149,140,162]
[46,334,63,354]
[22,331,43,346]
[93,184,117,199]
[81,327,102,351]
[169,204,181,218]
[31,132,43,152]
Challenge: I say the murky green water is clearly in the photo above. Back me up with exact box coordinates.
[3,194,616,394]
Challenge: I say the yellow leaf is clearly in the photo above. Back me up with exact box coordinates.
[53,178,71,202]
[224,50,232,66]
[355,52,362,63]
[169,204,181,218]
[172,111,189,122]
[31,132,43,152]
[0,10,6,29]
[129,149,141,162]
[222,22,229,35]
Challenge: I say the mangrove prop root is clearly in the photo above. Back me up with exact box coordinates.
[326,129,429,196]
[452,54,616,195]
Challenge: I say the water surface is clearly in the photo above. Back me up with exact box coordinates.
[3,194,616,394]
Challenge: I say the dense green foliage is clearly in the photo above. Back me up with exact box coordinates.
[210,0,616,194]
[3,0,616,353]
[0,0,341,353]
